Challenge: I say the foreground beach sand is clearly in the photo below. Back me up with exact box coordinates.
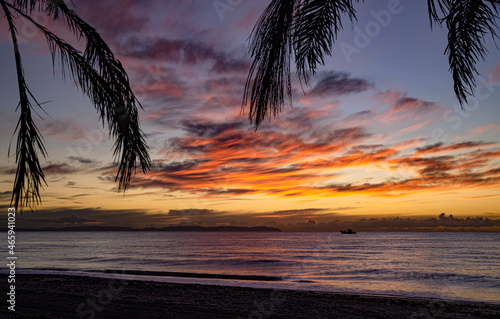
[3,274,499,318]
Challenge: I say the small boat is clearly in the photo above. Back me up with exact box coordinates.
[340,229,356,234]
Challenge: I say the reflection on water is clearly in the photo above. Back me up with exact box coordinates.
[14,231,500,304]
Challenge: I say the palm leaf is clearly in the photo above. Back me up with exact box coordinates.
[1,0,47,211]
[294,0,360,85]
[444,0,499,105]
[243,0,300,128]
[246,0,499,126]
[244,0,362,127]
[427,0,451,28]
[4,1,151,210]
[427,0,499,105]
[15,0,151,187]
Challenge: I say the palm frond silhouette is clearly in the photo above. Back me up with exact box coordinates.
[1,0,151,211]
[244,0,499,128]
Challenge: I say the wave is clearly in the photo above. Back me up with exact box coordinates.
[400,271,498,283]
[101,269,282,281]
[319,268,498,283]
[235,258,285,265]
[321,268,390,276]
[17,267,283,281]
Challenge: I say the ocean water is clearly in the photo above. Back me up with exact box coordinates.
[10,231,500,304]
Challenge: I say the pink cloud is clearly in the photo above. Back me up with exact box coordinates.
[39,119,85,141]
[471,123,500,135]
[399,119,432,134]
[375,91,438,124]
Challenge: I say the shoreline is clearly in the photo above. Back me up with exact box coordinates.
[11,268,500,305]
[2,274,499,318]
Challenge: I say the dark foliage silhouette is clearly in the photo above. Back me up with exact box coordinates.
[244,0,499,128]
[1,0,151,211]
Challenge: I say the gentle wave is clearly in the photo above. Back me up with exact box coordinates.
[29,267,282,281]
[399,271,498,282]
[99,269,283,281]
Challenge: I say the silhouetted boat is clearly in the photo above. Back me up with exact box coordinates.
[340,229,356,234]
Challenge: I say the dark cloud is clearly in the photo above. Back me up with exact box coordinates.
[332,207,358,211]
[388,94,436,117]
[43,163,78,175]
[167,209,217,217]
[155,160,205,173]
[0,165,13,175]
[29,215,95,225]
[211,188,256,195]
[416,141,496,154]
[279,214,500,231]
[130,179,179,189]
[67,156,97,164]
[308,71,373,97]
[351,144,385,151]
[323,182,387,193]
[397,155,455,177]
[74,0,150,40]
[486,167,500,175]
[0,191,11,201]
[394,96,434,111]
[182,120,244,138]
[349,214,500,231]
[15,208,172,229]
[202,76,246,92]
[211,57,250,73]
[309,127,372,146]
[121,37,210,63]
[120,37,249,74]
[264,208,329,216]
[416,142,444,154]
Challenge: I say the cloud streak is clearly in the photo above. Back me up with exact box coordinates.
[308,71,374,97]
[92,113,500,200]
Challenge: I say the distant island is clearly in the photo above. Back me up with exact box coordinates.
[10,225,282,232]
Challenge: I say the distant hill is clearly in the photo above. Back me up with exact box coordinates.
[10,225,282,232]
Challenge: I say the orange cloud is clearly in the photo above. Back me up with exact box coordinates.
[96,118,500,200]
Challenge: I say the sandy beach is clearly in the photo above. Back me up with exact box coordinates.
[2,274,498,318]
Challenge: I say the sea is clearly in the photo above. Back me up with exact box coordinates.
[8,231,500,304]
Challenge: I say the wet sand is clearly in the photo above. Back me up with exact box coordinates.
[2,274,499,318]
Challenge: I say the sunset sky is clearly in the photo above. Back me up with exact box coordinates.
[1,0,499,230]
